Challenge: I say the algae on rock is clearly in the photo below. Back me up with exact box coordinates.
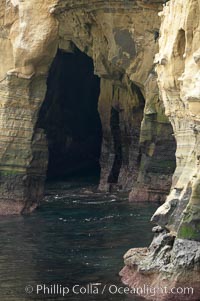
[0,0,175,214]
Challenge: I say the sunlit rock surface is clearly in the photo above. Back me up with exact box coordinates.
[121,1,200,300]
[1,0,200,299]
[0,0,175,214]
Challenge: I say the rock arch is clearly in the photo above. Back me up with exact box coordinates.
[0,0,176,214]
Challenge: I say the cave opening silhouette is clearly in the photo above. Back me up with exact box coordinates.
[38,48,102,181]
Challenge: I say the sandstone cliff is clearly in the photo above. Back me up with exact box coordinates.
[121,0,200,300]
[0,0,175,215]
[0,0,199,299]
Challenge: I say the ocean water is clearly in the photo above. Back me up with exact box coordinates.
[0,179,157,301]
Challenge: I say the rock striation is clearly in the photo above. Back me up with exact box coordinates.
[0,0,175,215]
[121,0,200,300]
[0,0,200,299]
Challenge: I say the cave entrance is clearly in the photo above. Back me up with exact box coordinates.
[37,48,102,181]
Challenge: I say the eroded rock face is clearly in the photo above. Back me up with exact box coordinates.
[0,0,175,214]
[0,0,58,214]
[1,0,200,299]
[54,0,175,194]
[121,1,200,300]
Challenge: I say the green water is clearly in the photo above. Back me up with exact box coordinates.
[0,180,157,300]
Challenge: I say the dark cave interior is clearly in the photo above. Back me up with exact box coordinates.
[38,48,102,180]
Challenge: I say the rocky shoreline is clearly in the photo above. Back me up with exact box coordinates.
[0,0,199,300]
